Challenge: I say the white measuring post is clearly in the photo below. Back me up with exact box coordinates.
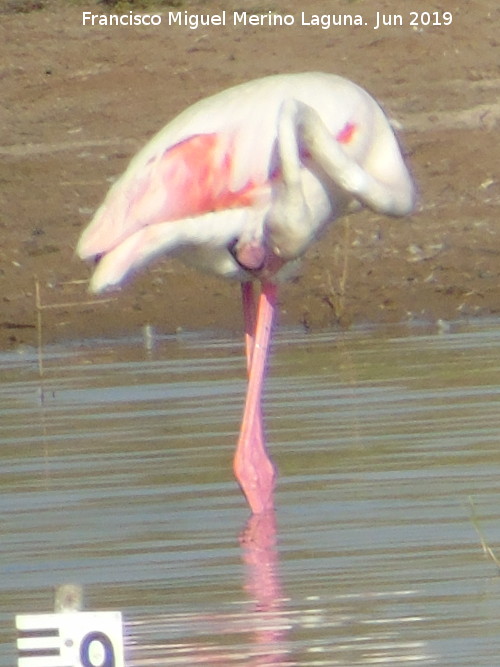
[15,610,124,667]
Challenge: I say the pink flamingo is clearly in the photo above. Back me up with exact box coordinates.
[77,72,415,515]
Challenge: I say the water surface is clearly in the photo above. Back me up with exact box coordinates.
[2,320,500,665]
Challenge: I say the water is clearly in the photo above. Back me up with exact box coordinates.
[2,320,500,666]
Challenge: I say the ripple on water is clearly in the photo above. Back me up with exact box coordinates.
[2,320,500,665]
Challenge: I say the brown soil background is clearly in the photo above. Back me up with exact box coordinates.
[1,0,499,349]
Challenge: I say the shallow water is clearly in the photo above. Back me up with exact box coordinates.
[2,320,500,666]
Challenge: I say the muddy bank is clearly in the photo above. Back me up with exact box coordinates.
[1,0,499,348]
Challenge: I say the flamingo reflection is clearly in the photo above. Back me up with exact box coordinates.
[128,513,290,665]
[239,512,291,665]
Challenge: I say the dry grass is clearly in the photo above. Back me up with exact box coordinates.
[34,276,112,381]
[468,497,500,571]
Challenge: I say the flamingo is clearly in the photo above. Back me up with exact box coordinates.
[77,72,415,515]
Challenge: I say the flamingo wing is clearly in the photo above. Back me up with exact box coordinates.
[76,79,288,264]
[77,73,414,292]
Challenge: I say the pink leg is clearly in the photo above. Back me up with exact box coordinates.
[240,282,265,464]
[234,282,278,514]
[241,281,257,372]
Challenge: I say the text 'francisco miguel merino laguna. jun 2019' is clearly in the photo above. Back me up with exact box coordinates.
[81,10,454,30]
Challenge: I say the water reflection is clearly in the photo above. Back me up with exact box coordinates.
[2,320,500,665]
[239,512,289,666]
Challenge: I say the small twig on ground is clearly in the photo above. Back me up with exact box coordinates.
[325,218,351,324]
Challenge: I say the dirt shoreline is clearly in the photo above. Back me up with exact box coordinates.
[1,0,499,349]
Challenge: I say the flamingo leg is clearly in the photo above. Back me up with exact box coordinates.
[241,281,258,372]
[240,282,265,476]
[234,282,278,514]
